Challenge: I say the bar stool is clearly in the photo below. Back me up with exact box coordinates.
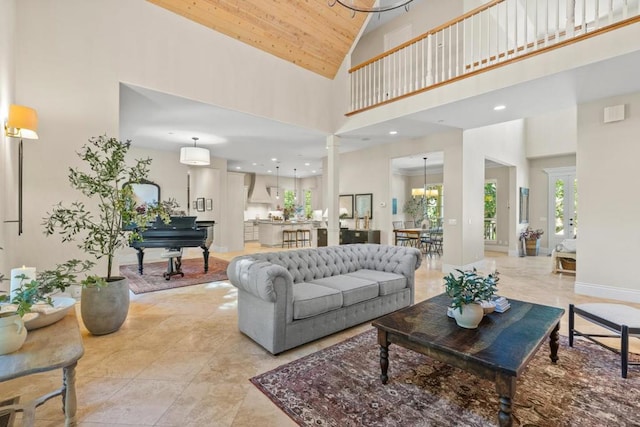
[282,229,297,248]
[296,229,311,247]
[160,248,184,280]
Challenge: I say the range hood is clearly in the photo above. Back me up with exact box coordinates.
[247,173,272,204]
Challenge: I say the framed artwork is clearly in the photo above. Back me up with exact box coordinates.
[339,194,354,219]
[392,198,398,215]
[192,201,197,210]
[519,187,529,224]
[196,197,205,212]
[206,198,213,211]
[355,193,373,219]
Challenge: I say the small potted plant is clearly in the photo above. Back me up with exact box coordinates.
[444,268,499,329]
[0,259,93,354]
[520,226,544,256]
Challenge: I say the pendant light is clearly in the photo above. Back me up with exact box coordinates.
[276,166,280,199]
[180,137,210,165]
[293,168,297,201]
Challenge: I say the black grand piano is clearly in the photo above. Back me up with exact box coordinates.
[129,216,215,275]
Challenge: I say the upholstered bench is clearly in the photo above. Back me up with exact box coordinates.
[569,303,640,378]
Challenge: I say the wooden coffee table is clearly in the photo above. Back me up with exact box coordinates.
[372,293,564,427]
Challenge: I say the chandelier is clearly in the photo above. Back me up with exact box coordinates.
[328,0,414,14]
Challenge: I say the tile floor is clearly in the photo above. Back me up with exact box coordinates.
[2,244,639,426]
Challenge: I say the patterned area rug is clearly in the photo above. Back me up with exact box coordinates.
[251,329,640,426]
[120,257,229,294]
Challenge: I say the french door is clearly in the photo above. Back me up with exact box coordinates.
[547,167,577,251]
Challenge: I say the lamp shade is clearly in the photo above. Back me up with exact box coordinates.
[180,146,210,165]
[6,104,38,139]
[412,188,425,197]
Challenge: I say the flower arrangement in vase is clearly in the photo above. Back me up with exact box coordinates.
[520,226,544,256]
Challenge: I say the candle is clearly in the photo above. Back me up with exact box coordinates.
[9,266,36,302]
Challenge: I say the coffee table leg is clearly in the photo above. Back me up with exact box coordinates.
[549,321,560,363]
[495,375,516,427]
[377,330,389,384]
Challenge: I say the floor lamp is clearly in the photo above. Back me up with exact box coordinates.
[4,104,39,235]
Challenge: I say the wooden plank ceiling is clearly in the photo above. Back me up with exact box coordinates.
[146,0,374,79]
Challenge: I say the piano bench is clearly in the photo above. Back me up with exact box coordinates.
[161,249,184,280]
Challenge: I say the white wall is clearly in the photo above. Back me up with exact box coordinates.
[526,107,578,158]
[0,0,16,286]
[576,91,640,302]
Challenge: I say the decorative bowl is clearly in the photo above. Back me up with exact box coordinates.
[24,296,76,330]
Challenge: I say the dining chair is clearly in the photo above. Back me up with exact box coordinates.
[392,221,410,246]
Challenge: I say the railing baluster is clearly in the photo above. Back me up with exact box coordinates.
[608,0,613,25]
[427,33,433,84]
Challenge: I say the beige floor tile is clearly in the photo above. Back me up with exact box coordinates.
[80,379,187,425]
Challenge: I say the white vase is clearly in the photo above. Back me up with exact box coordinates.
[0,311,27,355]
[452,303,484,329]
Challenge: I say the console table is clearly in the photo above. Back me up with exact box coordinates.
[0,311,84,426]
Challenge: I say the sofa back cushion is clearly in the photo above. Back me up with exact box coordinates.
[246,244,419,284]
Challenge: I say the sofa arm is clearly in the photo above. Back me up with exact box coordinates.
[227,257,294,302]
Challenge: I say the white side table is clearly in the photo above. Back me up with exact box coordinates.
[0,311,84,426]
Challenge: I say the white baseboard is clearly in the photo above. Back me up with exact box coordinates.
[575,281,640,304]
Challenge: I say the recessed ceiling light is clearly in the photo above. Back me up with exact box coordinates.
[267,169,272,173]
[304,162,310,166]
[389,131,398,135]
[235,166,241,170]
[312,170,316,173]
[494,105,506,111]
[271,158,277,162]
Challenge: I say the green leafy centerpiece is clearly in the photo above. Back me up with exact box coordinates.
[444,268,499,329]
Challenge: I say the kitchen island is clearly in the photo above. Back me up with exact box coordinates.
[258,221,316,247]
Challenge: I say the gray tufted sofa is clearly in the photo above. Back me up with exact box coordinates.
[227,244,422,354]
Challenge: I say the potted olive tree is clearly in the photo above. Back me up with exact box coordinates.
[43,135,168,335]
[444,268,499,329]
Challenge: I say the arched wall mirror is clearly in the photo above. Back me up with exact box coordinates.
[125,179,160,206]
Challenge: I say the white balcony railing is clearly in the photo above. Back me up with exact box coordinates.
[348,0,640,114]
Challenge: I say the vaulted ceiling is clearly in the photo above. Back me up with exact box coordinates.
[146,0,373,79]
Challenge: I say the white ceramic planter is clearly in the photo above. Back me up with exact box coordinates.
[452,303,484,329]
[0,311,27,355]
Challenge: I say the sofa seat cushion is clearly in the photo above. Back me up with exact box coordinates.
[292,282,343,320]
[346,269,407,296]
[310,275,379,307]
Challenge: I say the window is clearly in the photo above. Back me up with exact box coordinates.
[484,181,497,241]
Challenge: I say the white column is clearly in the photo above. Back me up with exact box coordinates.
[326,135,340,246]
